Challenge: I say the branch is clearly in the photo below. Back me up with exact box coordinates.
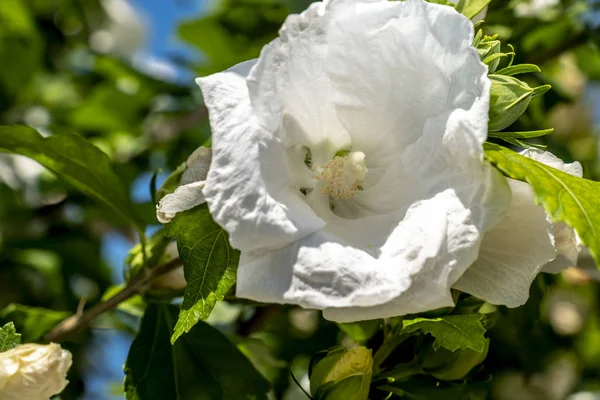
[45,258,184,343]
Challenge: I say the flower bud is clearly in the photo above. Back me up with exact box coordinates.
[422,340,489,381]
[309,346,373,400]
[477,35,503,73]
[488,74,534,132]
[0,343,72,399]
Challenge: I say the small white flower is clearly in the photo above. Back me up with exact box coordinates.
[0,343,72,400]
[454,149,582,307]
[160,0,513,322]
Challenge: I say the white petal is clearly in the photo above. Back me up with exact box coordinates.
[156,181,206,224]
[325,0,487,171]
[238,190,495,322]
[520,149,583,178]
[197,61,325,252]
[246,2,352,156]
[543,222,581,273]
[181,146,212,185]
[453,180,556,307]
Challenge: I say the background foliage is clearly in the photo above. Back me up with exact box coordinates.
[1,0,600,399]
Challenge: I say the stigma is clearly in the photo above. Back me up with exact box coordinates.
[313,151,367,199]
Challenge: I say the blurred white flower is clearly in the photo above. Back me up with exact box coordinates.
[90,0,146,57]
[162,0,512,322]
[455,150,582,307]
[514,0,559,18]
[0,343,72,400]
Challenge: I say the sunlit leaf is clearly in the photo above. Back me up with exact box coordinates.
[402,315,487,352]
[0,125,146,234]
[166,205,239,343]
[0,322,21,352]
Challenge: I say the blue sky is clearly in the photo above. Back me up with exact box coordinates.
[130,0,209,65]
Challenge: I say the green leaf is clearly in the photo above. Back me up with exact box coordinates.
[531,84,552,99]
[460,0,491,20]
[0,126,145,234]
[0,304,69,342]
[124,304,270,400]
[499,138,547,150]
[488,128,553,139]
[495,64,541,76]
[484,142,600,265]
[0,322,21,352]
[401,315,487,353]
[165,205,239,343]
[337,320,381,343]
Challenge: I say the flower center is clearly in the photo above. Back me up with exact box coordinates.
[313,151,367,199]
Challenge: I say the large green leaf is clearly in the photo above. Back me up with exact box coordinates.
[124,304,270,400]
[484,142,600,265]
[166,205,239,343]
[0,304,69,342]
[0,126,145,234]
[402,315,487,353]
[0,322,21,352]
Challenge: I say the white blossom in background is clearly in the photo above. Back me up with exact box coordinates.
[0,343,72,400]
[90,0,146,57]
[454,150,582,308]
[160,0,514,322]
[514,0,559,18]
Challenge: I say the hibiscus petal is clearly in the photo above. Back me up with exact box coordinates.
[238,190,488,321]
[246,2,351,160]
[197,61,325,252]
[156,181,206,224]
[453,180,556,307]
[325,0,487,170]
[181,146,212,185]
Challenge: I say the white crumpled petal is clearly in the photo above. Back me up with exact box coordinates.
[454,149,583,307]
[197,61,325,252]
[156,147,212,224]
[0,343,72,400]
[198,0,511,321]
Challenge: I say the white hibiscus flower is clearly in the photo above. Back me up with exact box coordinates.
[454,149,583,307]
[0,343,72,400]
[159,0,516,322]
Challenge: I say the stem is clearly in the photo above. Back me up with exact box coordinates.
[374,358,423,382]
[45,258,184,343]
[373,333,412,373]
[236,305,283,336]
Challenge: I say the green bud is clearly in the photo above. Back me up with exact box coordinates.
[422,339,489,381]
[488,74,534,132]
[309,346,373,400]
[477,35,503,72]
